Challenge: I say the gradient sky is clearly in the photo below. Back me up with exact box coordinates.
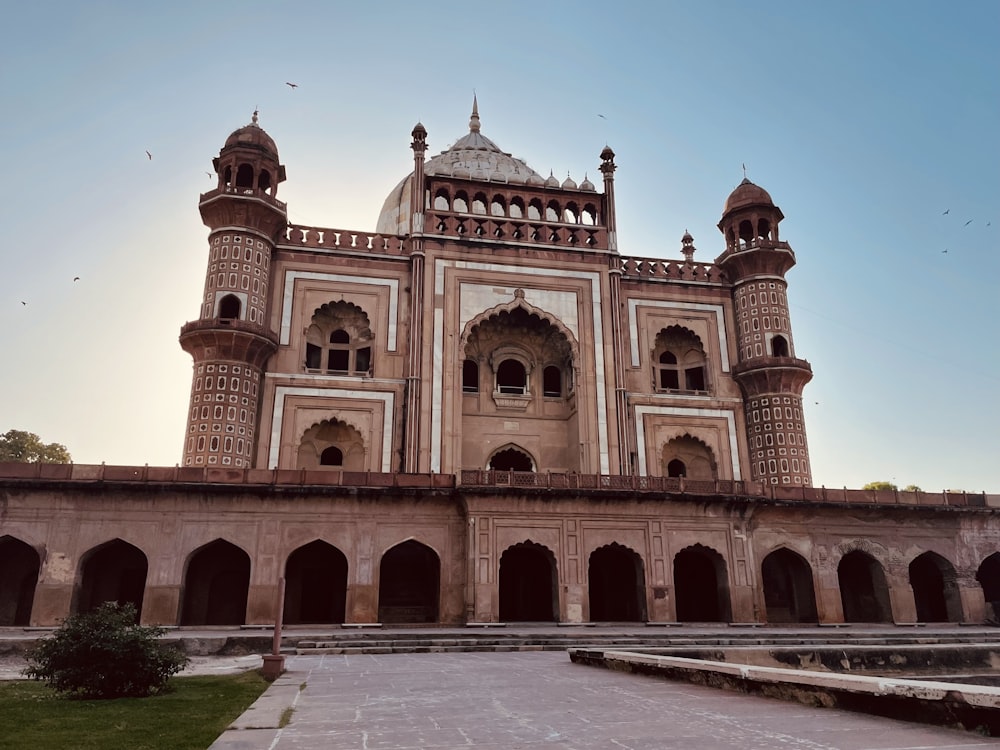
[1,1,997,492]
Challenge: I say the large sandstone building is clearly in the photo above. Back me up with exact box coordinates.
[1,104,998,629]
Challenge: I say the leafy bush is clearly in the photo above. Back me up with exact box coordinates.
[24,602,188,698]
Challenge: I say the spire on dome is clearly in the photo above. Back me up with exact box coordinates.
[251,109,259,126]
[469,94,481,133]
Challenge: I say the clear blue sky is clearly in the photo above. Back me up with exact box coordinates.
[1,1,997,492]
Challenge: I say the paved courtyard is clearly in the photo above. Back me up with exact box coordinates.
[210,651,1000,749]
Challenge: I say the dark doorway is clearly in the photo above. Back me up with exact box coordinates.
[909,552,961,623]
[588,544,646,622]
[499,542,557,622]
[489,447,533,472]
[978,553,1000,621]
[284,541,348,625]
[0,536,40,626]
[761,548,818,623]
[378,540,439,623]
[180,540,251,625]
[673,545,730,622]
[76,539,148,622]
[838,550,893,623]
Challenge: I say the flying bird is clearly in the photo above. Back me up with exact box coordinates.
[965,219,973,226]
[942,249,948,254]
[73,276,80,281]
[597,114,607,119]
[286,82,298,89]
[146,150,152,160]
[206,172,213,179]
[20,301,26,306]
[942,209,949,215]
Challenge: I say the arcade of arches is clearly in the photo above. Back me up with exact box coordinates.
[3,524,997,627]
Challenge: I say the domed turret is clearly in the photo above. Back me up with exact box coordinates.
[211,111,286,198]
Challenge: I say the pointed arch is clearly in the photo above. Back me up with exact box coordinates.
[488,444,535,471]
[760,547,817,623]
[654,325,708,392]
[0,536,40,626]
[297,418,366,470]
[588,543,646,622]
[75,539,148,622]
[378,540,439,623]
[180,539,250,626]
[661,434,717,480]
[909,551,961,623]
[459,297,580,364]
[978,553,1000,622]
[838,549,893,623]
[499,541,558,622]
[283,540,348,624]
[673,544,730,622]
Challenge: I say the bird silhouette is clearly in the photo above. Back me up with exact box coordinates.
[205,172,213,179]
[286,82,298,89]
[942,249,948,254]
[942,209,949,215]
[146,150,152,160]
[597,114,607,119]
[73,276,80,281]
[965,219,973,226]
[20,301,26,306]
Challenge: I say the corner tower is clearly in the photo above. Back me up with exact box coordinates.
[716,179,813,486]
[178,112,287,467]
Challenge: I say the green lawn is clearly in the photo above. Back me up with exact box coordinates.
[0,671,269,750]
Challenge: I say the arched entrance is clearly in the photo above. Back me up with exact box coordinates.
[489,446,534,472]
[284,541,348,625]
[673,545,731,622]
[499,542,558,622]
[760,548,818,623]
[76,539,148,621]
[180,540,251,626]
[977,553,1000,621]
[588,544,646,622]
[378,540,439,623]
[0,536,40,626]
[838,550,893,623]
[909,552,961,623]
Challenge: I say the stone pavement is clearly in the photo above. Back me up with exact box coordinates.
[209,651,1000,750]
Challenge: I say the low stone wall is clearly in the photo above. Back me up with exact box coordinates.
[569,648,1000,735]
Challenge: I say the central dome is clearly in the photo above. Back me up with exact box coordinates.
[722,178,774,215]
[376,100,543,235]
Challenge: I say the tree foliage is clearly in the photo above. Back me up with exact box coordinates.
[0,429,71,463]
[24,602,188,699]
[862,481,897,491]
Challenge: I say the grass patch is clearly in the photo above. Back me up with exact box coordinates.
[0,671,268,750]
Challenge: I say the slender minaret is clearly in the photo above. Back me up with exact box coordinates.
[716,178,813,486]
[178,112,287,468]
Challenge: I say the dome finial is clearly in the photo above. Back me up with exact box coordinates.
[469,93,480,133]
[251,109,259,126]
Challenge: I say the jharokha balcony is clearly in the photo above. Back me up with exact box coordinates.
[0,463,994,509]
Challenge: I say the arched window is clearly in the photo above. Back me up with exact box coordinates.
[304,301,375,376]
[509,198,524,219]
[496,359,527,394]
[320,446,343,466]
[218,294,241,320]
[258,170,272,194]
[489,446,534,471]
[490,196,506,217]
[235,164,254,189]
[472,193,487,215]
[453,192,469,213]
[771,335,789,357]
[545,201,560,222]
[433,189,450,211]
[542,365,562,397]
[462,359,479,393]
[527,199,542,221]
[667,459,686,477]
[662,435,717,480]
[654,326,709,393]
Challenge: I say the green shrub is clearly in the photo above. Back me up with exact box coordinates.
[24,602,189,699]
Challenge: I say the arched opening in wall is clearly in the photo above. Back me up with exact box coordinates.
[564,203,579,224]
[472,193,488,215]
[462,359,479,393]
[453,192,469,213]
[219,294,241,320]
[757,218,772,241]
[509,198,524,219]
[496,359,527,394]
[977,553,1000,621]
[433,189,450,211]
[581,204,597,226]
[0,536,40,626]
[528,199,542,221]
[771,335,789,357]
[378,540,439,623]
[305,301,375,375]
[761,548,818,623]
[673,545,730,622]
[838,550,893,623]
[545,201,560,222]
[489,446,534,472]
[223,165,233,187]
[654,326,708,393]
[180,540,250,626]
[320,446,343,467]
[283,540,348,625]
[738,219,754,246]
[542,365,562,397]
[297,419,366,471]
[499,542,557,622]
[490,195,505,216]
[588,544,646,622]
[75,539,147,622]
[235,164,254,189]
[258,169,272,194]
[909,551,961,623]
[662,435,717,480]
